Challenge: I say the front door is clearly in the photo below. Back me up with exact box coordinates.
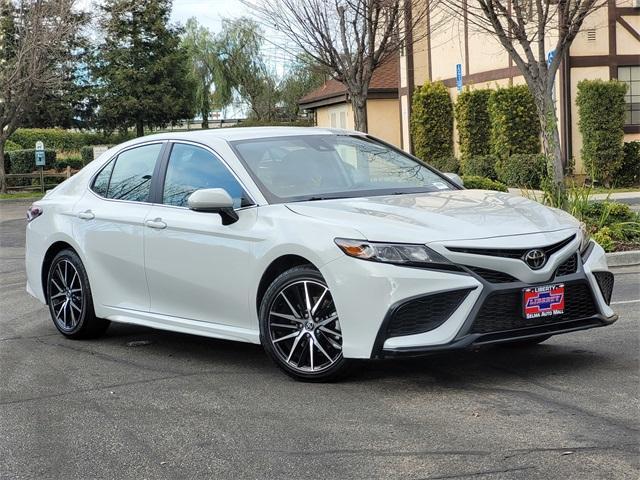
[143,142,258,328]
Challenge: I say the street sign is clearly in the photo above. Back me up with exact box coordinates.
[547,50,555,66]
[456,64,463,92]
[35,141,45,167]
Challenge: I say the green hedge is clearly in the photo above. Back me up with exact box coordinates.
[455,88,492,161]
[618,141,640,187]
[9,128,134,151]
[80,146,94,164]
[429,156,460,174]
[411,81,454,163]
[461,175,508,192]
[55,158,83,170]
[495,153,547,189]
[5,149,57,174]
[4,140,23,152]
[461,154,498,180]
[576,80,627,186]
[488,85,540,158]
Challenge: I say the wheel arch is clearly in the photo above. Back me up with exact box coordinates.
[41,241,78,304]
[255,254,318,316]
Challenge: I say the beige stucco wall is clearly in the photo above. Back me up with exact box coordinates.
[313,99,401,148]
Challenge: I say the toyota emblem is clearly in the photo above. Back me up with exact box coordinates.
[524,249,546,269]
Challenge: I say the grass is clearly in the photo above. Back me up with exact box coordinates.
[0,191,44,200]
[585,186,640,194]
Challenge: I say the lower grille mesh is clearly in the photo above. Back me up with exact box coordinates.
[387,289,472,337]
[471,282,598,334]
[593,271,614,305]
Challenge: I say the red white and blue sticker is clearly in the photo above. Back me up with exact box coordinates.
[523,283,565,320]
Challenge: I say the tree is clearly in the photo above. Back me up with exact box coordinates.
[247,0,438,132]
[279,57,325,121]
[443,0,607,206]
[182,18,233,128]
[217,18,278,121]
[0,0,81,193]
[93,0,195,136]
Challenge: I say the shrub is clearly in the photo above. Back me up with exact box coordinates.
[495,153,547,188]
[461,154,498,179]
[411,81,454,163]
[488,85,540,158]
[576,80,627,186]
[5,149,57,174]
[429,155,460,173]
[9,128,134,151]
[618,141,640,187]
[80,146,94,164]
[4,140,22,152]
[592,227,615,252]
[455,88,492,161]
[54,157,83,171]
[461,175,508,192]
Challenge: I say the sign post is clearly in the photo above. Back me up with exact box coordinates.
[35,141,45,194]
[456,64,463,92]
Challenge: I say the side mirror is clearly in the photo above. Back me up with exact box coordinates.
[444,173,464,188]
[187,188,239,225]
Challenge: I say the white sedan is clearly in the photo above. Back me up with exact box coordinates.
[25,127,617,381]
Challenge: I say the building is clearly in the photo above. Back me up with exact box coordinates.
[298,56,402,147]
[300,0,639,175]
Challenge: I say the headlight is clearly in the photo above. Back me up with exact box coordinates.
[579,222,591,253]
[334,238,453,268]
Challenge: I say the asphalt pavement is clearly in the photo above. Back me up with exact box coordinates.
[1,200,638,479]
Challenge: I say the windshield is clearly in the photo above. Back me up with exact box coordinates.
[230,135,455,203]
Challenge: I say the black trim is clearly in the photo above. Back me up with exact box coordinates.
[148,141,172,204]
[379,314,617,358]
[371,254,617,359]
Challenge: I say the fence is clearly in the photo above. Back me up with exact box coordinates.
[5,166,75,192]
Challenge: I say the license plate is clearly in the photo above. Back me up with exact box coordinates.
[523,283,565,320]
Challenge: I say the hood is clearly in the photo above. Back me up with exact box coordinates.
[286,190,579,243]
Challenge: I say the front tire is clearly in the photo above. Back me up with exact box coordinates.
[46,249,110,339]
[259,266,350,382]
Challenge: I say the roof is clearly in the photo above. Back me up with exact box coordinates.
[115,126,362,148]
[299,57,399,109]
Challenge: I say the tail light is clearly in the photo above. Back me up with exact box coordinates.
[27,205,43,222]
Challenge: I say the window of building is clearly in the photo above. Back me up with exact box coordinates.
[619,66,640,126]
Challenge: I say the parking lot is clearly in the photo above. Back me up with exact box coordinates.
[1,199,638,479]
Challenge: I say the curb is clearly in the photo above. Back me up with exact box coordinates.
[606,250,640,267]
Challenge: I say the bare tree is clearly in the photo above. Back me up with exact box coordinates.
[443,0,606,204]
[246,0,439,133]
[0,0,80,193]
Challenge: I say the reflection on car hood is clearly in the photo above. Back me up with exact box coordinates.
[286,190,579,243]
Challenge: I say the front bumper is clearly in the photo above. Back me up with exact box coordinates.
[322,239,617,359]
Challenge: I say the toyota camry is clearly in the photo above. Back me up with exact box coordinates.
[25,127,617,381]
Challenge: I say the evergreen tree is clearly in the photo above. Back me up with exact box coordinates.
[93,0,195,136]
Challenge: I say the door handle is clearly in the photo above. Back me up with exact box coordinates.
[145,218,167,229]
[77,210,95,220]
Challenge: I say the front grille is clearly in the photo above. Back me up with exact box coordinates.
[387,289,473,337]
[447,235,576,260]
[555,254,578,277]
[470,282,598,334]
[593,271,614,305]
[466,266,518,283]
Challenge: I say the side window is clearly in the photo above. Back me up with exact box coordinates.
[105,143,162,202]
[91,160,114,197]
[162,143,247,208]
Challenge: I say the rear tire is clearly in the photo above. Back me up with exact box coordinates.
[46,249,110,339]
[259,266,351,382]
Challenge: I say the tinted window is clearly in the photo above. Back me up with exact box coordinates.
[92,160,114,197]
[106,144,162,202]
[162,143,247,208]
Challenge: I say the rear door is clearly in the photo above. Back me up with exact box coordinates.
[73,142,165,311]
[143,141,258,328]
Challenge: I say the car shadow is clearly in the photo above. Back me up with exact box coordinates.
[100,322,610,388]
